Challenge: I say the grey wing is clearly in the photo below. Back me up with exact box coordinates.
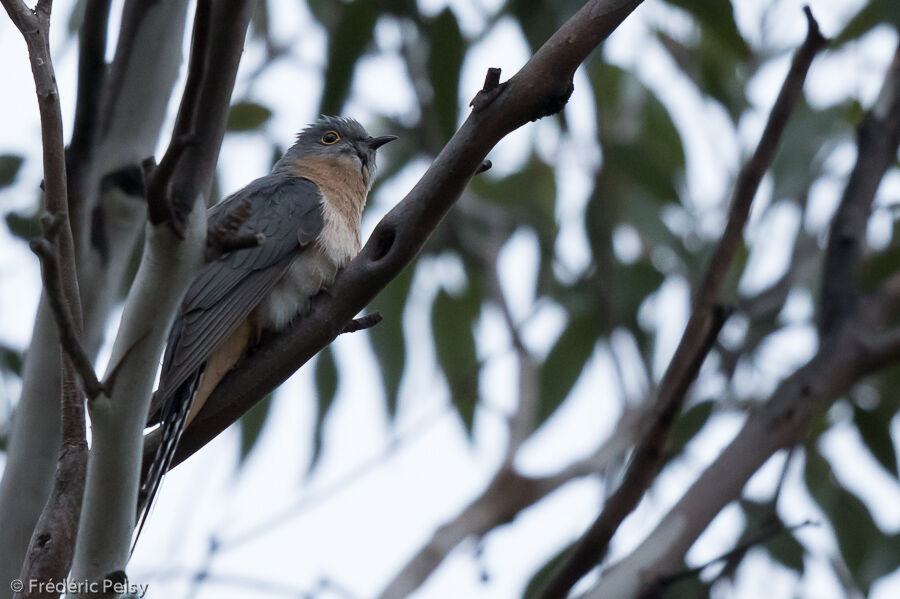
[155,174,324,405]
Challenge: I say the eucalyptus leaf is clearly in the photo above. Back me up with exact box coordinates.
[370,266,414,417]
[425,8,466,140]
[0,154,24,188]
[432,286,480,434]
[239,393,273,464]
[318,1,378,115]
[227,101,273,132]
[311,345,339,471]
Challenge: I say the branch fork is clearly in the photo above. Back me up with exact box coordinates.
[30,214,106,401]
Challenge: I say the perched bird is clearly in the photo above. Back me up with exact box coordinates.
[136,116,396,542]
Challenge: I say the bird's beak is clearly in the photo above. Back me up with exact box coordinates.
[367,135,398,151]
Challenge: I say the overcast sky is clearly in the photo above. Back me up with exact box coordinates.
[2,1,900,598]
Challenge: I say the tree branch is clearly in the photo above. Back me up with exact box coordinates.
[29,221,104,401]
[67,1,253,588]
[582,308,900,598]
[535,10,827,596]
[582,40,900,596]
[1,0,91,592]
[340,313,383,334]
[649,519,817,594]
[145,0,648,476]
[535,306,729,599]
[66,0,112,187]
[0,0,192,585]
[820,42,900,335]
[377,408,646,599]
[144,0,210,232]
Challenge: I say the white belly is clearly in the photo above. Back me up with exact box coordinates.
[256,248,339,329]
[256,194,362,330]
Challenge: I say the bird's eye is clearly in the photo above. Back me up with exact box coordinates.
[321,131,340,145]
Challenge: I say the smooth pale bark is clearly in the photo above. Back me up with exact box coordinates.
[69,212,206,589]
[0,0,188,588]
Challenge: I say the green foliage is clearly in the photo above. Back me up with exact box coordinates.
[0,154,23,188]
[521,541,574,598]
[424,8,466,140]
[663,0,749,59]
[227,101,273,132]
[369,266,414,417]
[5,210,39,241]
[314,0,378,115]
[656,575,711,599]
[770,101,854,202]
[311,345,339,471]
[862,243,900,293]
[0,343,23,377]
[835,0,900,46]
[852,400,899,478]
[655,0,753,125]
[431,284,481,433]
[537,314,598,427]
[739,499,805,575]
[668,400,714,455]
[5,1,899,593]
[805,449,900,592]
[470,155,557,242]
[506,0,584,51]
[239,393,273,464]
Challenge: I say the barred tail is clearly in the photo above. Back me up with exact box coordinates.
[133,368,202,552]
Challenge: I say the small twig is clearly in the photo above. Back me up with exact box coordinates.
[29,230,105,401]
[470,67,507,111]
[476,160,492,174]
[773,446,795,507]
[652,519,818,590]
[341,313,383,334]
[140,567,352,598]
[3,0,91,590]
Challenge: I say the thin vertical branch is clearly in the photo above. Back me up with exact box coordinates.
[67,0,112,173]
[820,43,900,334]
[1,0,91,593]
[534,9,827,598]
[67,1,253,587]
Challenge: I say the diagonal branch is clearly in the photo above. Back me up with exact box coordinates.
[584,38,900,599]
[534,9,827,597]
[377,408,646,599]
[650,519,817,593]
[29,216,104,401]
[820,43,900,335]
[142,0,648,478]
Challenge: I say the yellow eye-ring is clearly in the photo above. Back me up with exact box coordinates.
[321,131,340,145]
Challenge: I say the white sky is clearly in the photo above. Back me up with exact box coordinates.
[1,1,900,598]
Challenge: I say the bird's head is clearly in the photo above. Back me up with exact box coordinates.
[276,116,397,189]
